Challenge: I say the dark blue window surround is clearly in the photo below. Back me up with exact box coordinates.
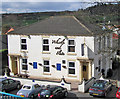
[57,63,61,71]
[33,62,37,69]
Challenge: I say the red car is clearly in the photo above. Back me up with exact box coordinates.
[116,87,120,99]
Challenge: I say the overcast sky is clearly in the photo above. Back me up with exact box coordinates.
[1,0,119,13]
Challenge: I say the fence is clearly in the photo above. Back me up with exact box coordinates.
[1,73,71,91]
[78,77,96,93]
[0,91,28,99]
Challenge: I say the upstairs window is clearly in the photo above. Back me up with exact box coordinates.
[21,39,27,50]
[98,60,101,72]
[98,37,101,50]
[103,36,106,49]
[81,44,84,56]
[107,35,110,48]
[22,58,28,70]
[43,39,49,51]
[68,40,75,52]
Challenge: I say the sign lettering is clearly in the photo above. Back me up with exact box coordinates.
[52,38,65,55]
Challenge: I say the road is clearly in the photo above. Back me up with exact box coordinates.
[8,85,117,99]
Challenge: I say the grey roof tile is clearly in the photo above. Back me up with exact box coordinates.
[9,16,103,36]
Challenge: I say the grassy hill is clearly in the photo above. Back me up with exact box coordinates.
[2,2,120,34]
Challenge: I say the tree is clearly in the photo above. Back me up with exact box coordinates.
[2,24,11,34]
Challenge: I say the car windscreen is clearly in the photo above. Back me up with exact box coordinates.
[22,85,31,90]
[40,90,51,95]
[93,83,104,88]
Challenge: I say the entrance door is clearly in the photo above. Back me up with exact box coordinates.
[82,62,88,80]
[11,56,18,75]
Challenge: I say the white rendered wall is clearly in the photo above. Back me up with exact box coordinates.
[8,35,95,81]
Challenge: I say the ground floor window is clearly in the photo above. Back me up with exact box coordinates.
[22,58,28,70]
[68,62,75,74]
[43,60,50,72]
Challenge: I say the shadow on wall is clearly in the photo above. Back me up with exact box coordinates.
[0,35,8,75]
[87,46,95,59]
[2,50,8,68]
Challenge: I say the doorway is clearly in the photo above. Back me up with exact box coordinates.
[82,62,89,81]
[11,56,18,75]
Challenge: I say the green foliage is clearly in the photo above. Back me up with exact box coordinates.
[2,3,120,33]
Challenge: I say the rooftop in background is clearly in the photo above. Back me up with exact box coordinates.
[8,16,105,36]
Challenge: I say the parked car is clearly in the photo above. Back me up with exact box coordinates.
[0,77,21,92]
[38,85,68,99]
[17,83,45,98]
[89,80,112,97]
[116,87,120,99]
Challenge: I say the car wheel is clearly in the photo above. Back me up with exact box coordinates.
[30,94,34,99]
[104,92,107,97]
[110,87,112,91]
[17,84,21,89]
[64,92,68,97]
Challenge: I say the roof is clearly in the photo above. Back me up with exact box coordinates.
[9,16,103,36]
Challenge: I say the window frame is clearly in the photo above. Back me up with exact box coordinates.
[22,58,28,70]
[43,60,50,73]
[68,39,75,53]
[81,44,84,56]
[42,39,49,52]
[98,60,101,72]
[21,38,27,50]
[98,37,101,51]
[68,61,75,75]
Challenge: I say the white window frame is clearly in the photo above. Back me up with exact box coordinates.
[42,39,49,52]
[68,39,75,53]
[22,58,28,70]
[21,38,27,51]
[43,60,50,73]
[68,61,76,75]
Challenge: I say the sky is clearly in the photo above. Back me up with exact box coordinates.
[1,0,120,13]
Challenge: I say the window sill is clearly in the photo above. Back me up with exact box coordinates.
[68,74,77,77]
[43,72,51,75]
[20,50,28,53]
[67,53,77,55]
[42,52,51,54]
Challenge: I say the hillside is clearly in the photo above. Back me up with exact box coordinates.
[2,2,120,34]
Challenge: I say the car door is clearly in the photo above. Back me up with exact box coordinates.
[106,82,111,92]
[8,79,16,90]
[52,88,59,98]
[53,87,63,98]
[2,79,10,91]
[33,84,41,96]
[35,84,41,93]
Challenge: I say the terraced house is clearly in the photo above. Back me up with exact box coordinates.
[7,16,117,83]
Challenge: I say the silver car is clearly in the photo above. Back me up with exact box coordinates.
[17,83,44,98]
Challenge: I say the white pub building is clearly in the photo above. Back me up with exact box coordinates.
[7,16,115,83]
